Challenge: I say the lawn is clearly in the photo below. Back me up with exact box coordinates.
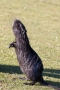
[0,0,60,90]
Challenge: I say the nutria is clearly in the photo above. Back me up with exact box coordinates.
[9,20,49,85]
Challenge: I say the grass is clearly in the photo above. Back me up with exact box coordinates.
[0,0,60,90]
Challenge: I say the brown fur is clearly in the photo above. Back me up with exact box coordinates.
[9,20,49,85]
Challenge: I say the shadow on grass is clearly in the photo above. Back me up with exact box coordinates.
[0,64,22,74]
[0,64,60,88]
[43,69,60,79]
[43,69,60,88]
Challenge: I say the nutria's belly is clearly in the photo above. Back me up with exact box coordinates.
[17,51,43,81]
[20,64,35,80]
[20,62,42,81]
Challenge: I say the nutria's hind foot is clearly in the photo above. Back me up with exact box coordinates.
[18,76,30,81]
[24,81,36,86]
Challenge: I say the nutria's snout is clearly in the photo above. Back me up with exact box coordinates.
[12,19,26,36]
[12,20,21,30]
[14,19,21,24]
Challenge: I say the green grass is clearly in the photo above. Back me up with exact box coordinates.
[0,0,60,90]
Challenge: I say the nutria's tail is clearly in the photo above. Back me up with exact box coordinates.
[40,78,60,90]
[40,78,49,86]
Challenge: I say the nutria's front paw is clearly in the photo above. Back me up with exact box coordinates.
[9,43,15,48]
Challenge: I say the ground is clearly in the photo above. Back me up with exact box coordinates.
[0,0,60,90]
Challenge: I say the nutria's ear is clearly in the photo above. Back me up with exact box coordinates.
[20,24,27,34]
[22,29,27,35]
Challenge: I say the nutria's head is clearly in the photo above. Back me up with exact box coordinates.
[12,20,27,37]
